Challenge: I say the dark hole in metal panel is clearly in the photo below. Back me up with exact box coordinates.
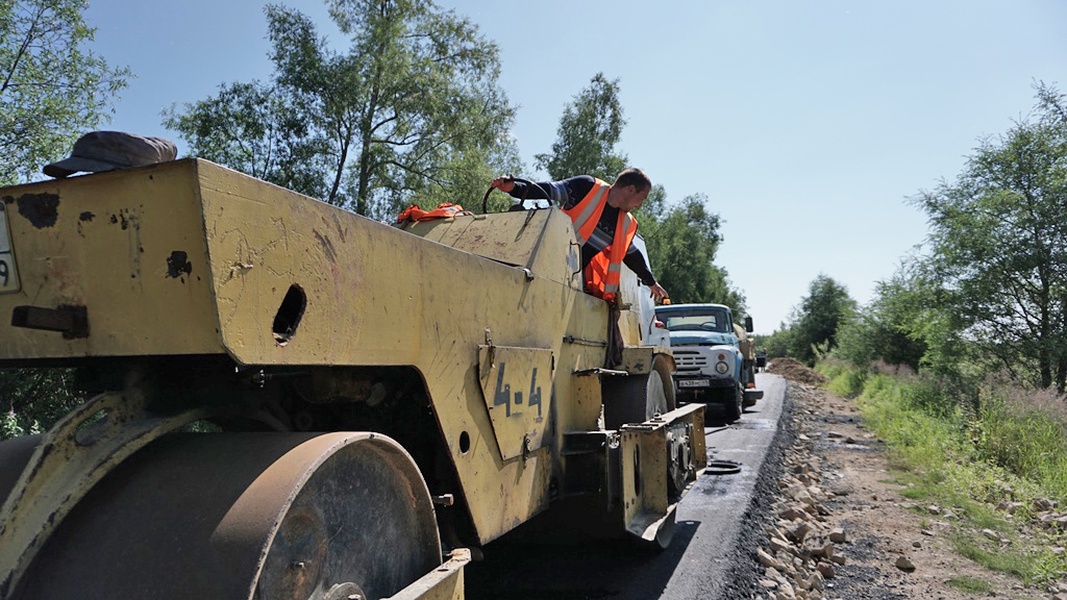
[272,285,306,345]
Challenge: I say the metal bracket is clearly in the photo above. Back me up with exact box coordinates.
[573,367,628,377]
[11,304,89,339]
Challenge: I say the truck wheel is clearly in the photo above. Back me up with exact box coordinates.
[723,382,743,423]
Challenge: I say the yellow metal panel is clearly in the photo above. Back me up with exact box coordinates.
[619,346,655,376]
[621,426,668,516]
[0,161,223,360]
[477,345,553,461]
[195,165,579,367]
[401,210,582,286]
[188,161,584,543]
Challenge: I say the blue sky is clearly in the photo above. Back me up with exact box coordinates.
[81,0,1067,334]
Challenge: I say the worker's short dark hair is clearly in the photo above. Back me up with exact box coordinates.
[614,168,651,191]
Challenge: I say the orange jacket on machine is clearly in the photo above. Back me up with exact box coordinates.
[562,179,637,302]
[396,203,470,224]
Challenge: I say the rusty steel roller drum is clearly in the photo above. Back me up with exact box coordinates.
[12,431,441,600]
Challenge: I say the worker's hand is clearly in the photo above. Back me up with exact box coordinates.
[490,176,515,193]
[649,283,668,303]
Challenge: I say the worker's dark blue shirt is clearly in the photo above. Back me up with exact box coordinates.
[508,176,657,286]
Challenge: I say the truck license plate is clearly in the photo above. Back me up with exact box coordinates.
[0,203,19,294]
[677,378,710,388]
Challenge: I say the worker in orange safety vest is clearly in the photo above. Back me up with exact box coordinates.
[490,168,669,304]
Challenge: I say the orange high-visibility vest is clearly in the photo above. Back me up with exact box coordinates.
[562,179,638,302]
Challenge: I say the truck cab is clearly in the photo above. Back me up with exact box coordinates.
[654,303,761,422]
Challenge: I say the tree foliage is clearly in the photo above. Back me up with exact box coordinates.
[529,74,746,313]
[641,194,745,311]
[834,262,934,371]
[0,0,130,184]
[166,0,519,219]
[535,73,627,181]
[757,325,793,359]
[164,81,333,198]
[1,368,84,439]
[910,82,1067,391]
[789,274,857,364]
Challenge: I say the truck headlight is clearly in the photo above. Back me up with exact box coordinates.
[715,361,729,374]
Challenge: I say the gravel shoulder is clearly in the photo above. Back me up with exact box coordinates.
[754,359,1040,600]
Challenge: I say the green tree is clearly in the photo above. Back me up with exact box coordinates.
[528,74,745,312]
[759,325,793,359]
[911,82,1067,391]
[164,81,333,199]
[0,0,130,184]
[166,0,519,219]
[789,274,857,364]
[641,194,745,311]
[535,72,627,180]
[834,263,931,371]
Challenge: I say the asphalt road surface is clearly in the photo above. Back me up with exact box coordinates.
[465,372,788,599]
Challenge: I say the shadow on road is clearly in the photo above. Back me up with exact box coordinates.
[465,520,701,599]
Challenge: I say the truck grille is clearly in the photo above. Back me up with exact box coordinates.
[673,349,708,371]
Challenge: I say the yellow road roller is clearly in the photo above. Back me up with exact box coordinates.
[0,159,705,599]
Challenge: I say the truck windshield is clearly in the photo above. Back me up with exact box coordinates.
[661,309,730,333]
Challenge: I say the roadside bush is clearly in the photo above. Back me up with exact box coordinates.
[838,362,1067,500]
[0,367,83,440]
[971,386,1067,500]
[817,359,867,398]
[859,373,967,470]
[821,360,1067,584]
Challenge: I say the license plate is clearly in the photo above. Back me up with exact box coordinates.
[0,203,20,294]
[677,378,710,388]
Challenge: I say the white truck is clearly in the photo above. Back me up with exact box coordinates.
[654,303,762,422]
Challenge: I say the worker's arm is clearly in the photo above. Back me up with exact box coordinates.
[623,249,669,302]
[490,175,595,207]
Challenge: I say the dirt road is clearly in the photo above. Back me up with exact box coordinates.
[758,358,1036,600]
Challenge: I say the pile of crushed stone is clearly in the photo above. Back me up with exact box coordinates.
[766,357,828,386]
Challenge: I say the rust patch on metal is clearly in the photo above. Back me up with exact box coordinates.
[13,193,60,228]
[109,212,131,230]
[166,251,193,279]
[313,230,336,264]
[76,211,96,237]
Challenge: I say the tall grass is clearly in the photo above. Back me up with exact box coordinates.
[816,360,1067,585]
[972,386,1067,498]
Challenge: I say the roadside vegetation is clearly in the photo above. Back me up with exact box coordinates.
[817,360,1067,586]
[756,82,1067,589]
